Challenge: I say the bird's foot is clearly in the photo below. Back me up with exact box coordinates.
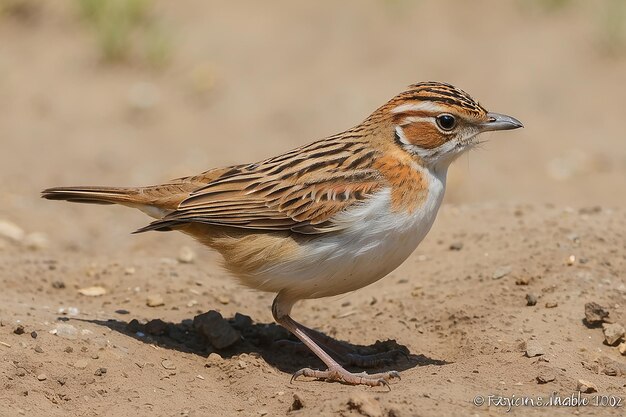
[291,366,400,389]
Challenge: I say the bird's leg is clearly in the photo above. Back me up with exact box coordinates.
[296,323,408,368]
[272,293,400,388]
[273,318,407,368]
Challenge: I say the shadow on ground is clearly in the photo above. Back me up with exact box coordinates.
[72,312,449,375]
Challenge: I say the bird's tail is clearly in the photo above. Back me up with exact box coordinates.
[41,186,142,206]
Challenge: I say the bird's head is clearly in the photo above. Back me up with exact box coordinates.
[372,82,523,170]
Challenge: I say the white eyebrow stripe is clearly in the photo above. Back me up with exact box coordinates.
[400,116,433,125]
[391,101,445,114]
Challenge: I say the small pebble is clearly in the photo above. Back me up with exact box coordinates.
[161,359,176,370]
[525,340,544,357]
[602,323,625,345]
[15,368,26,377]
[526,294,537,306]
[618,342,626,356]
[78,286,107,297]
[584,302,610,326]
[146,294,165,307]
[34,345,44,353]
[177,246,196,264]
[30,331,37,339]
[536,371,556,384]
[492,266,512,280]
[37,374,47,381]
[289,393,305,412]
[51,281,66,289]
[545,301,558,309]
[13,325,25,335]
[516,277,530,286]
[449,242,463,251]
[577,379,597,393]
[94,367,107,376]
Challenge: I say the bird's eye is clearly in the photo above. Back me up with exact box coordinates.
[436,114,456,131]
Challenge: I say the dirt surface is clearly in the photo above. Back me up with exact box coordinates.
[1,1,626,416]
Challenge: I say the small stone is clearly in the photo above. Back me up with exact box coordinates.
[15,368,26,377]
[602,323,625,345]
[289,393,305,412]
[545,301,558,309]
[492,266,512,280]
[526,294,537,306]
[51,281,66,289]
[161,359,176,370]
[74,359,89,369]
[577,379,597,393]
[584,302,610,326]
[516,277,530,286]
[0,220,25,241]
[205,352,223,367]
[13,325,25,335]
[34,345,44,353]
[618,343,626,356]
[347,392,383,417]
[53,323,78,339]
[37,374,47,381]
[217,295,230,305]
[193,311,240,349]
[124,267,136,275]
[525,340,544,357]
[78,286,107,297]
[57,377,66,386]
[145,319,167,335]
[30,331,37,339]
[94,367,107,376]
[449,242,463,251]
[146,294,164,307]
[177,246,195,264]
[536,371,556,384]
[230,313,252,331]
[566,255,576,266]
[64,346,73,353]
[237,360,247,369]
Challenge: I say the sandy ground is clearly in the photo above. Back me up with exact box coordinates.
[1,1,625,416]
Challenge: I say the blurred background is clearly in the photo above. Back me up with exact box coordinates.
[1,0,625,251]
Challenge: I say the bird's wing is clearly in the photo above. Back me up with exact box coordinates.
[136,139,383,234]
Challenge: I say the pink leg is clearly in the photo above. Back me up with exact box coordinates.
[272,293,400,388]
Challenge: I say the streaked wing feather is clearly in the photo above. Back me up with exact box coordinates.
[139,138,382,234]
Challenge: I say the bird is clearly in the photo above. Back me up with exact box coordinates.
[42,81,522,388]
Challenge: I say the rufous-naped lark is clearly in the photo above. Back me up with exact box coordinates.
[43,82,522,388]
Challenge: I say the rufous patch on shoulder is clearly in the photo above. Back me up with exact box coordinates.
[373,155,428,213]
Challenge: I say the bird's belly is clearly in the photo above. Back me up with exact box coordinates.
[239,184,445,300]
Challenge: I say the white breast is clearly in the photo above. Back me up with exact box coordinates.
[248,167,447,300]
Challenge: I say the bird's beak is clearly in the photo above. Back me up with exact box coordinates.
[480,112,524,132]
